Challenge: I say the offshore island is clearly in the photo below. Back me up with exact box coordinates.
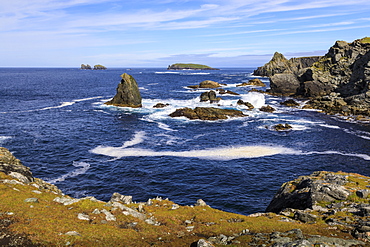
[167,63,219,70]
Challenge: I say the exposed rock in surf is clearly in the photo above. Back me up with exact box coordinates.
[169,107,246,120]
[237,100,254,110]
[199,80,221,88]
[217,89,239,95]
[280,99,300,107]
[259,105,276,113]
[153,103,170,108]
[237,79,266,87]
[200,91,222,103]
[105,73,142,108]
[272,123,292,131]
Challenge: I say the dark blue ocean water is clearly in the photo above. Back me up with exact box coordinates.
[1,68,370,215]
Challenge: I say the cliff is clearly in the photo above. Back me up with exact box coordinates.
[257,38,370,117]
[1,147,369,246]
[167,63,219,70]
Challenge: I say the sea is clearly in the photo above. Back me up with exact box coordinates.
[1,67,370,215]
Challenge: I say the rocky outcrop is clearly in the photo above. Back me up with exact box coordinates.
[105,73,142,108]
[167,63,219,70]
[0,147,34,183]
[93,64,107,70]
[80,64,92,70]
[169,107,246,120]
[200,91,221,103]
[253,52,321,77]
[257,38,370,116]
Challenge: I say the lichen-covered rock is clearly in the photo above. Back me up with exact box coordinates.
[266,171,351,213]
[105,73,142,108]
[237,79,266,87]
[169,107,246,120]
[0,147,34,183]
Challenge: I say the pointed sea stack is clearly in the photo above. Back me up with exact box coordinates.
[105,73,142,108]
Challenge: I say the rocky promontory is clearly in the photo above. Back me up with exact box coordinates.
[167,63,219,70]
[256,37,370,117]
[169,107,246,120]
[105,73,142,108]
[1,147,370,246]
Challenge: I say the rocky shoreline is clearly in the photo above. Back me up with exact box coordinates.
[2,147,370,246]
[254,37,370,120]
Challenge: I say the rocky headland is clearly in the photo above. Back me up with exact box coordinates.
[167,63,219,70]
[105,73,142,108]
[254,37,370,118]
[2,147,370,246]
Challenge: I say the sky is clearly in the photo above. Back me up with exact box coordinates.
[1,0,370,68]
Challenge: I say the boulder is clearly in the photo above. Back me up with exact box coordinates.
[200,91,221,103]
[269,73,301,96]
[0,147,34,183]
[153,103,169,108]
[259,105,276,112]
[169,107,246,120]
[105,73,142,108]
[199,80,221,88]
[237,100,254,110]
[266,171,351,213]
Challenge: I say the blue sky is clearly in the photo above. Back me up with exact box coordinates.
[1,0,370,67]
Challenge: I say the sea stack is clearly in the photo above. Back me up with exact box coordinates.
[105,73,142,108]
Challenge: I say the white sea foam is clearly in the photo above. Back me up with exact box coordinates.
[90,145,292,161]
[47,161,90,184]
[241,92,265,109]
[301,150,370,161]
[319,124,341,129]
[0,136,12,144]
[121,131,146,148]
[344,129,370,140]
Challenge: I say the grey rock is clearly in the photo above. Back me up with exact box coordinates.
[109,192,133,204]
[197,239,215,247]
[24,198,39,203]
[356,189,370,198]
[53,196,80,206]
[101,209,116,221]
[65,231,81,236]
[77,213,90,221]
[269,73,301,96]
[195,199,207,206]
[0,147,34,183]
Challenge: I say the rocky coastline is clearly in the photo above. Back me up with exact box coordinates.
[254,37,370,119]
[2,147,370,246]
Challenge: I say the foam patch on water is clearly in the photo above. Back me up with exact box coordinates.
[47,161,90,184]
[90,145,292,161]
[0,136,12,144]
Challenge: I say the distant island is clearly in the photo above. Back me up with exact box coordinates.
[167,63,219,70]
[80,64,107,70]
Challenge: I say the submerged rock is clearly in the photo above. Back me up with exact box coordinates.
[273,123,292,131]
[105,73,142,108]
[169,107,246,120]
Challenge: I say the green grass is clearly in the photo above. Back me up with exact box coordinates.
[169,63,214,69]
[360,37,370,43]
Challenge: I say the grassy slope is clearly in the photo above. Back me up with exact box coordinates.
[2,170,365,246]
[170,63,214,69]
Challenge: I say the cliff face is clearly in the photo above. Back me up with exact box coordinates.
[257,38,370,116]
[253,52,321,77]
